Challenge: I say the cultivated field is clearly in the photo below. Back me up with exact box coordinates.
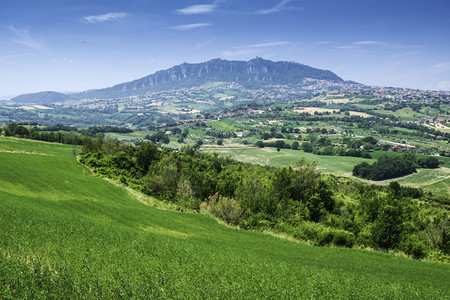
[207,147,450,195]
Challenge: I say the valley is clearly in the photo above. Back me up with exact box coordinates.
[1,58,449,298]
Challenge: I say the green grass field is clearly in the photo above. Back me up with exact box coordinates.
[208,119,240,132]
[207,147,372,175]
[1,137,449,298]
[396,168,450,195]
[206,147,450,195]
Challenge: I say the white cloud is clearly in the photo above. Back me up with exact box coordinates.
[238,41,291,48]
[429,62,450,74]
[7,26,46,52]
[170,23,211,30]
[176,4,216,15]
[222,49,255,58]
[256,0,291,14]
[436,80,450,91]
[195,39,213,50]
[427,80,450,91]
[0,52,33,61]
[336,46,357,49]
[353,41,381,45]
[83,12,129,24]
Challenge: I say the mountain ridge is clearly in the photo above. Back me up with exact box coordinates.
[76,57,345,99]
[10,58,346,103]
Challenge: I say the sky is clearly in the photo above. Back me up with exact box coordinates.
[1,0,450,97]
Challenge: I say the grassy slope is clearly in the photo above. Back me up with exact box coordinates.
[0,137,449,299]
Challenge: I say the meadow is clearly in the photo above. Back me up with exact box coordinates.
[207,147,373,175]
[206,147,450,195]
[1,137,449,298]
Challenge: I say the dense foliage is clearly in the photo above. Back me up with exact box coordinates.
[80,139,450,260]
[2,123,86,145]
[352,153,441,180]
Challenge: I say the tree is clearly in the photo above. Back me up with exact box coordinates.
[292,141,299,150]
[372,182,405,249]
[181,128,189,138]
[235,167,275,216]
[372,204,403,249]
[135,142,160,174]
[255,141,265,148]
[302,142,313,153]
[217,139,223,146]
[417,156,439,169]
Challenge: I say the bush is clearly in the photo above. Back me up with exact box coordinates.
[400,235,428,259]
[202,193,243,225]
[291,222,355,248]
[332,230,356,248]
[239,212,273,229]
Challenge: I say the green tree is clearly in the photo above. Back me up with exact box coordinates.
[371,182,405,249]
[235,167,275,216]
[302,142,313,153]
[135,142,160,174]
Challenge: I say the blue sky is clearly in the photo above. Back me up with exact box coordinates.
[1,0,450,97]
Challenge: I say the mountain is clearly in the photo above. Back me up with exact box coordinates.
[9,58,346,102]
[11,91,69,105]
[75,57,345,99]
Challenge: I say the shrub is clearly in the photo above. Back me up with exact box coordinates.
[203,193,243,226]
[332,230,356,248]
[400,235,428,259]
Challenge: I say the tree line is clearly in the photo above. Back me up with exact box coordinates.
[353,153,440,181]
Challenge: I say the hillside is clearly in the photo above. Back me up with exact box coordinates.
[10,91,69,104]
[0,137,449,298]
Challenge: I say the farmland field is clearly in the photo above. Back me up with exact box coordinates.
[205,147,373,175]
[208,118,241,132]
[1,137,449,298]
[396,168,450,195]
[205,147,450,195]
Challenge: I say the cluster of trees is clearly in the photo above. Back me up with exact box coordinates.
[146,131,170,144]
[33,124,78,132]
[352,153,440,181]
[255,140,297,150]
[255,135,373,159]
[1,123,86,145]
[145,127,190,144]
[80,126,133,136]
[79,138,450,260]
[80,141,335,227]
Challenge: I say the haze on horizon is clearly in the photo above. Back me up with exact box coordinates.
[1,0,450,97]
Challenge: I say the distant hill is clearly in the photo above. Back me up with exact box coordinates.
[11,91,69,104]
[74,57,345,99]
